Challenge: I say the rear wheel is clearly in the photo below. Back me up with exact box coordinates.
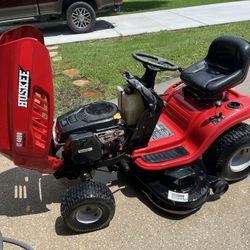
[61,181,115,233]
[66,2,96,33]
[203,123,250,181]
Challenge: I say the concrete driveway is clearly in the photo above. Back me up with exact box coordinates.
[0,76,249,249]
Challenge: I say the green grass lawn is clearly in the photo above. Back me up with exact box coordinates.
[54,21,250,115]
[119,0,240,14]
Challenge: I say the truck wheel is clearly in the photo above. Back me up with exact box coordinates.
[66,2,96,33]
[61,181,115,233]
[203,123,250,182]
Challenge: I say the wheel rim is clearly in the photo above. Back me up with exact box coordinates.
[75,205,103,224]
[229,146,250,172]
[72,7,91,29]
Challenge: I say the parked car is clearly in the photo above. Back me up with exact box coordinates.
[0,0,123,33]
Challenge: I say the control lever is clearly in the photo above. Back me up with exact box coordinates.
[209,100,224,124]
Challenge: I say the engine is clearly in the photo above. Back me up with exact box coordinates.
[55,102,125,165]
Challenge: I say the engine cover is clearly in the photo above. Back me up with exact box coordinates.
[56,102,120,143]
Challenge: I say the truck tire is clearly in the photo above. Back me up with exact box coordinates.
[66,2,96,33]
[203,123,250,182]
[61,181,115,233]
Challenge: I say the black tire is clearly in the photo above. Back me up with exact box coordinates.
[203,123,250,181]
[61,181,115,233]
[66,2,96,34]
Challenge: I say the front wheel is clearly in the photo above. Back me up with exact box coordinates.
[61,181,115,233]
[66,2,96,33]
[203,123,250,181]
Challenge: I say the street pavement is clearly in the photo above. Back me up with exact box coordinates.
[0,1,250,45]
[0,74,249,249]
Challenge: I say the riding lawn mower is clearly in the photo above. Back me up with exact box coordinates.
[0,26,249,233]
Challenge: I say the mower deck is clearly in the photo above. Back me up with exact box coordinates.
[129,162,212,215]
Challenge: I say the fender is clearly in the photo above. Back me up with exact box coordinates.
[133,83,250,170]
[58,0,99,12]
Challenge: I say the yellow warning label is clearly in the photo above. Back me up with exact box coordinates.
[113,113,122,120]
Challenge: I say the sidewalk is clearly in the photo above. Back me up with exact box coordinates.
[44,1,250,45]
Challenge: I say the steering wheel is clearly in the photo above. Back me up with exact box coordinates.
[132,52,180,72]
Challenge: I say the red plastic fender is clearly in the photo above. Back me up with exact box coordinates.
[133,83,250,171]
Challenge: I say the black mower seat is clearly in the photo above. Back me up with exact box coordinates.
[180,36,250,95]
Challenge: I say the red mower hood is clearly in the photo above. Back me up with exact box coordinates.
[0,26,61,173]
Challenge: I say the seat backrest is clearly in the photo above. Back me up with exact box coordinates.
[206,36,250,74]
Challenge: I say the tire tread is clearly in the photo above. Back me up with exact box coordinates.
[66,2,96,34]
[61,181,115,233]
[203,123,250,180]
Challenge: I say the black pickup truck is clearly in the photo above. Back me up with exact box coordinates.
[0,0,122,33]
